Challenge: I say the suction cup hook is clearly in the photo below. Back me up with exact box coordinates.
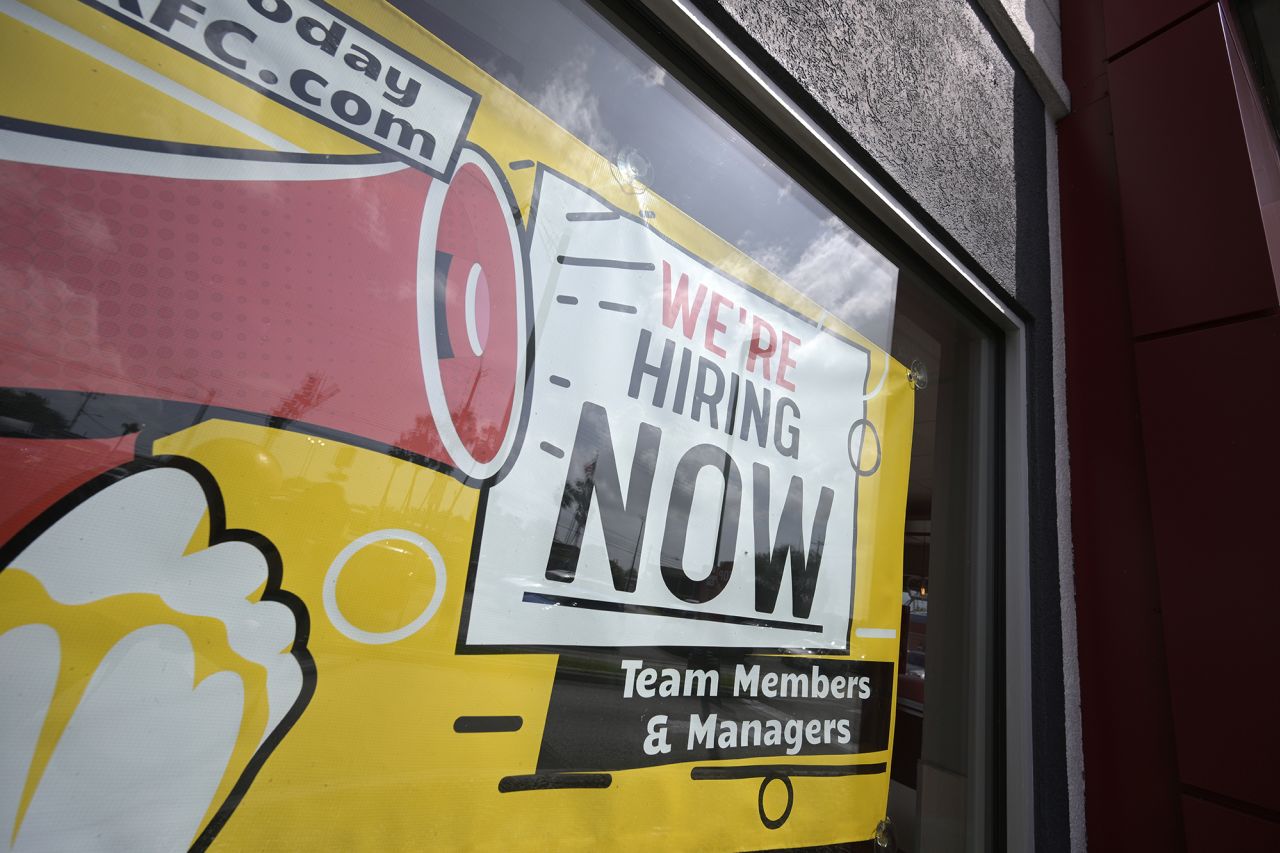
[875,817,897,851]
[611,147,651,195]
[907,358,929,391]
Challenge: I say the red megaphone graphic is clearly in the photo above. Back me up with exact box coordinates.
[0,129,529,483]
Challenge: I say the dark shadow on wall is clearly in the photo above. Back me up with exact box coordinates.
[956,1,1071,849]
[1011,46,1072,853]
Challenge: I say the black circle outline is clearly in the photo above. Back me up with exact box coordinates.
[846,418,882,477]
[757,773,794,830]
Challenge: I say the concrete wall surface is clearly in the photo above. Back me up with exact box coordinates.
[708,0,1026,296]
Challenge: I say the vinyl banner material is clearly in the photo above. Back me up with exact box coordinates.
[0,1,914,849]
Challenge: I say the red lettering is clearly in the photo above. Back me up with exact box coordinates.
[661,261,706,340]
[777,332,801,391]
[704,292,733,357]
[745,316,776,380]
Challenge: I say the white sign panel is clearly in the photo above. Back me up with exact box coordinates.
[81,0,477,178]
[463,170,872,651]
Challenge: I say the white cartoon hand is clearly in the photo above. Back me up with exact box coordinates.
[0,463,310,852]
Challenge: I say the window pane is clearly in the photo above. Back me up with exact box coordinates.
[888,277,997,852]
[0,0,996,849]
[394,0,901,349]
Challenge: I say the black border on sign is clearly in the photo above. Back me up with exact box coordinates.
[453,162,874,658]
[73,0,480,181]
[0,456,317,853]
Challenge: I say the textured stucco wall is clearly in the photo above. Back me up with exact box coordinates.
[708,0,1022,294]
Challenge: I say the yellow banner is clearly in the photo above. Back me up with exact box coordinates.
[0,1,913,849]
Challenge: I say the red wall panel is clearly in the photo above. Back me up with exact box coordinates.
[1134,314,1280,813]
[1062,0,1113,108]
[1109,6,1278,336]
[1102,0,1212,57]
[1182,795,1280,850]
[1060,94,1186,850]
[1064,0,1280,846]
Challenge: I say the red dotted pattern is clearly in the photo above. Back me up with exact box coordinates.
[0,435,137,545]
[0,158,520,467]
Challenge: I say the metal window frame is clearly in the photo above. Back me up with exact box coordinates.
[630,1,1037,849]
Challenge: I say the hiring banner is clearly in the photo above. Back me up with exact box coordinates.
[0,1,914,849]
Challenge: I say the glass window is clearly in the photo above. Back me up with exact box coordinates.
[887,276,998,852]
[0,0,1001,849]
[404,5,1005,847]
[394,0,901,350]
